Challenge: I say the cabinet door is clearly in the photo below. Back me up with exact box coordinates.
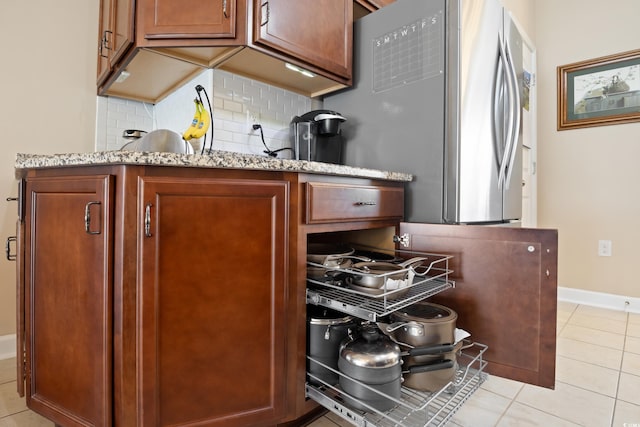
[13,180,25,398]
[400,223,557,389]
[24,175,114,426]
[112,0,134,64]
[140,0,237,40]
[254,0,352,79]
[97,0,133,85]
[97,0,112,84]
[138,176,288,426]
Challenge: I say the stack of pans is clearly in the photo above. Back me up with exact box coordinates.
[383,302,460,392]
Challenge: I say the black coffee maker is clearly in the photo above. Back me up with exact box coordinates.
[290,109,346,164]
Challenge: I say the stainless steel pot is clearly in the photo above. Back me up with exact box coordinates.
[307,243,354,266]
[385,302,457,347]
[346,257,427,289]
[307,306,357,386]
[307,242,356,279]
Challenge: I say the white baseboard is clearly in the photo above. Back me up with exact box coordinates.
[0,334,16,360]
[558,286,640,314]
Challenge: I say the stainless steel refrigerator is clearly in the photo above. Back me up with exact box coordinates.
[324,0,526,224]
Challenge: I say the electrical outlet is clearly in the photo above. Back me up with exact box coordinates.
[598,240,612,257]
[246,110,259,132]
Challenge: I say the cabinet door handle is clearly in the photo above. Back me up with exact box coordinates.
[260,2,269,26]
[84,201,102,235]
[223,0,228,18]
[354,201,376,206]
[5,236,16,261]
[102,30,112,50]
[144,203,153,237]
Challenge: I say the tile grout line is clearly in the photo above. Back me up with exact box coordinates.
[609,311,631,427]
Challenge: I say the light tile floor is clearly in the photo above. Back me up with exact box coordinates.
[1,303,639,426]
[308,302,640,427]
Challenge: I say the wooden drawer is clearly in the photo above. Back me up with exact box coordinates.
[305,182,404,224]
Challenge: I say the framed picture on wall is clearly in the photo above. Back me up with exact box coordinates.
[557,49,640,130]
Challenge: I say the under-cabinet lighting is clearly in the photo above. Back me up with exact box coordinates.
[285,63,315,78]
[115,70,131,83]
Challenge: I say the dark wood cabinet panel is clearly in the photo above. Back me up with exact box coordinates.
[97,0,111,84]
[112,0,134,62]
[400,223,558,389]
[305,182,404,224]
[253,0,353,78]
[139,0,237,39]
[137,176,289,426]
[24,175,114,426]
[97,0,134,85]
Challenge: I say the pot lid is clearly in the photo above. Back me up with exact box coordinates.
[340,325,400,368]
[308,306,354,325]
[392,302,457,323]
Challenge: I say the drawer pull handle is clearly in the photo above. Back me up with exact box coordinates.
[84,201,102,235]
[354,201,376,206]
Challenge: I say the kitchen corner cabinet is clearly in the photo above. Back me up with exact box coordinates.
[16,164,557,427]
[99,0,353,102]
[18,166,290,427]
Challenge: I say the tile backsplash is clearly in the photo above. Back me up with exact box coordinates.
[95,69,315,159]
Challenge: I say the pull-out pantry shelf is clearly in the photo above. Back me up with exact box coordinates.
[305,343,488,427]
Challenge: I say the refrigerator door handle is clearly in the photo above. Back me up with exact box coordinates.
[503,38,522,189]
[497,34,515,190]
[494,45,505,174]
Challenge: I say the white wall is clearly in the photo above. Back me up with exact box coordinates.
[0,0,99,335]
[535,0,640,299]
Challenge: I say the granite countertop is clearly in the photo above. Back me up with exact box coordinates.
[15,150,413,182]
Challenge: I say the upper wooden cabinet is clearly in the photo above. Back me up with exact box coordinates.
[140,0,237,39]
[97,0,134,86]
[99,0,353,103]
[253,0,352,79]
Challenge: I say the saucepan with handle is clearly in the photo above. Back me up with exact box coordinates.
[345,257,427,289]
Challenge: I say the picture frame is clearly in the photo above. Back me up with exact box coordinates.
[557,49,640,130]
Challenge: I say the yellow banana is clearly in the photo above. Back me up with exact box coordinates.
[192,105,210,139]
[182,99,202,141]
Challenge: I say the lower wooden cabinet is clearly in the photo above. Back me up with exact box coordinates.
[137,176,289,426]
[19,167,291,427]
[16,165,557,427]
[23,175,114,426]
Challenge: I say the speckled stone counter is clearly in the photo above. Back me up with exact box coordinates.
[15,150,412,182]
